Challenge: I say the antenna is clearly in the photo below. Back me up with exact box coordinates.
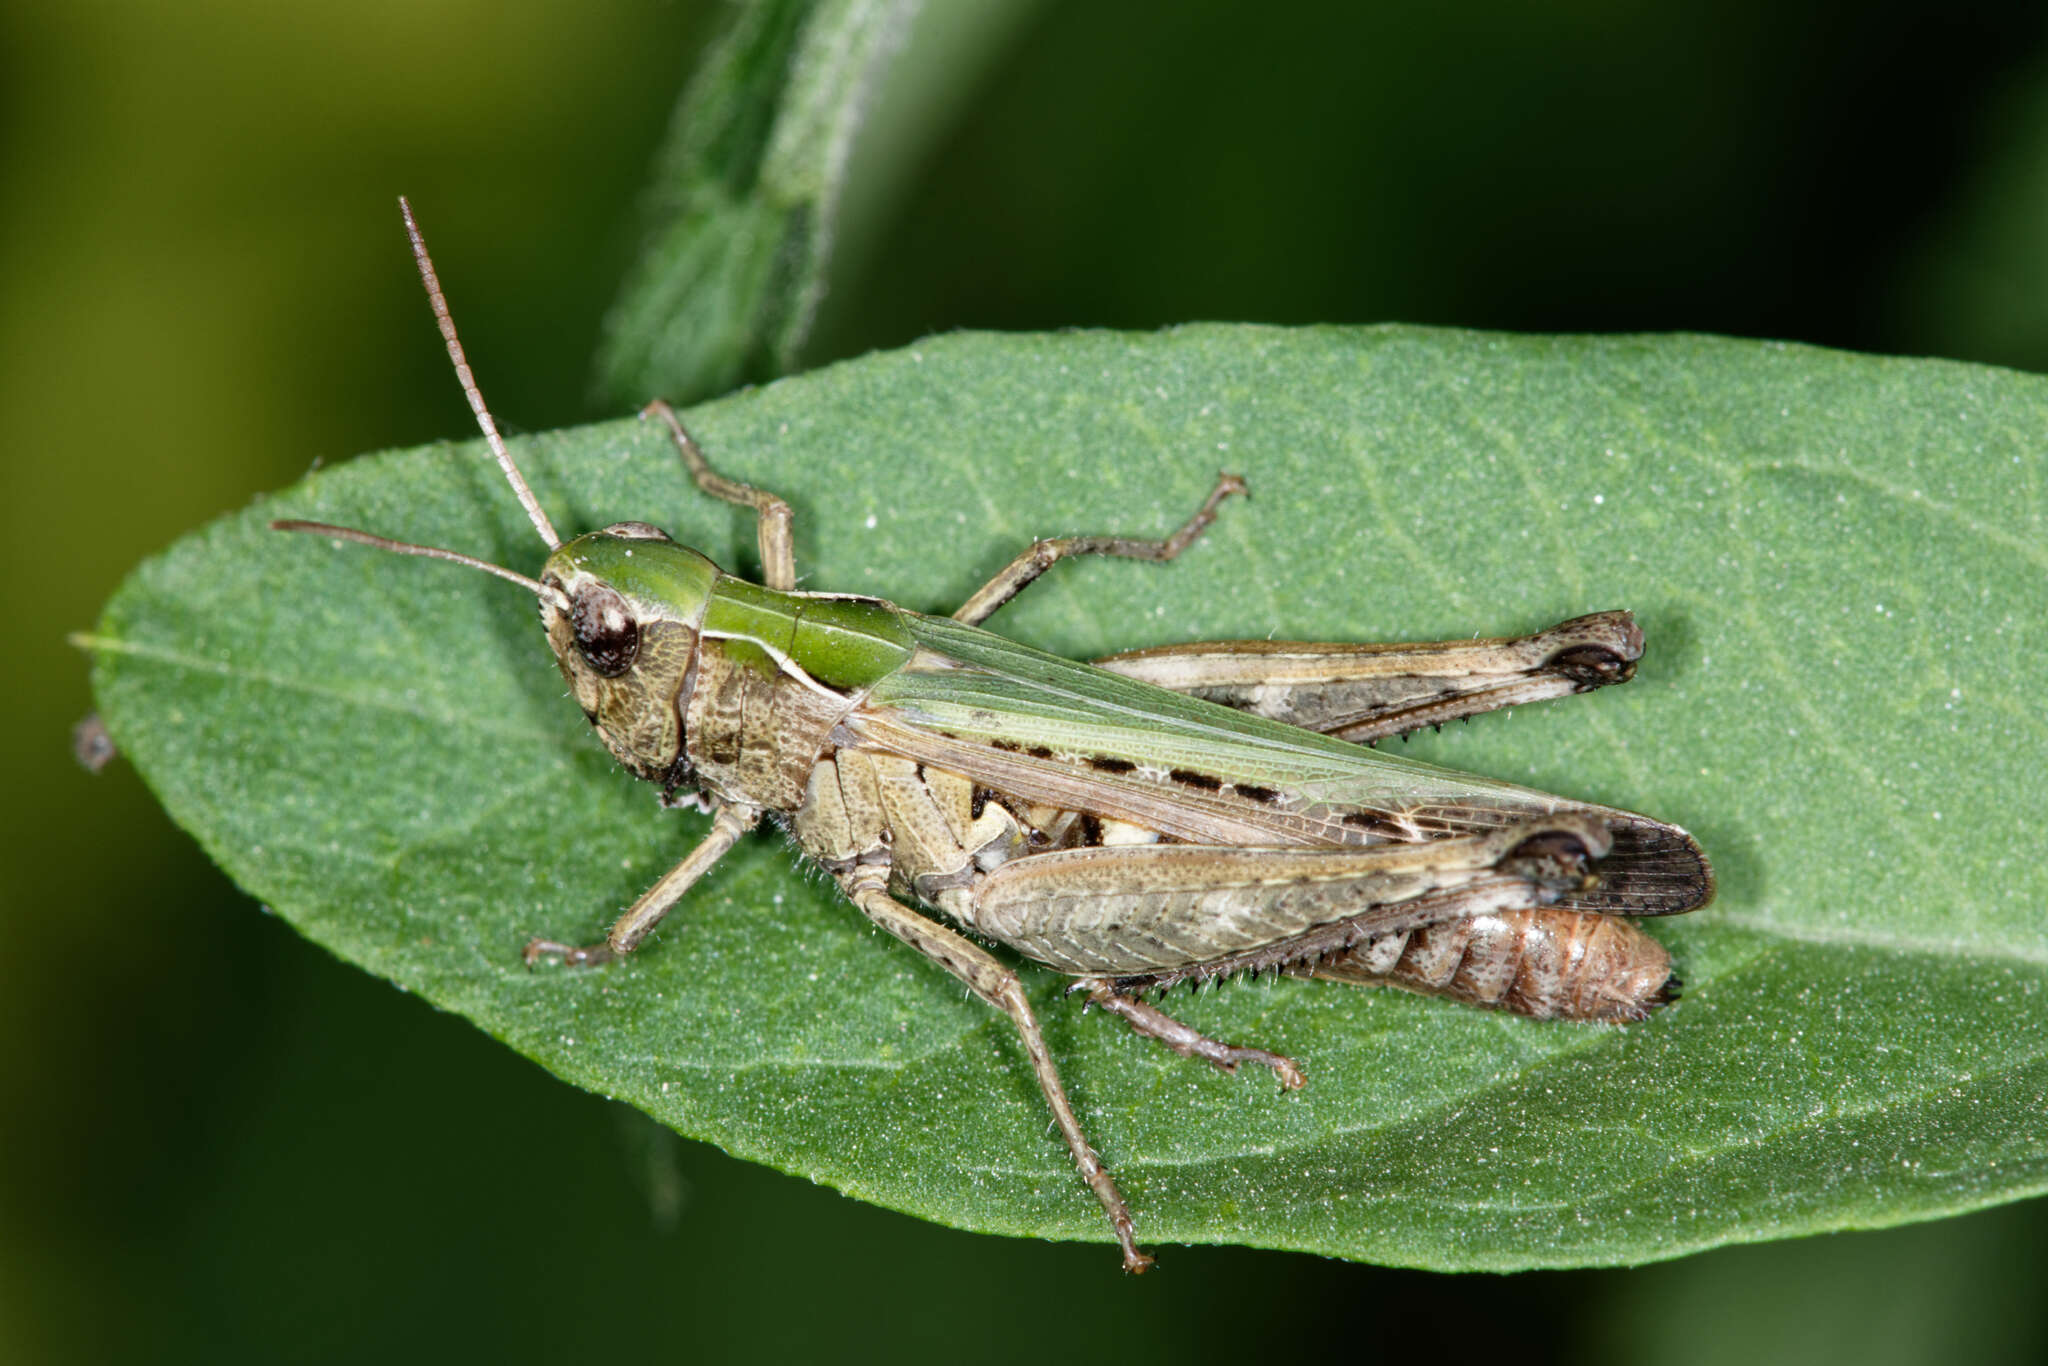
[399,196,561,551]
[272,520,572,614]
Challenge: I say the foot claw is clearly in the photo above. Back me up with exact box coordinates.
[522,936,615,968]
[1230,1047,1305,1091]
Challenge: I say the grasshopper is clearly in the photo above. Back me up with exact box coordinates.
[278,201,1713,1271]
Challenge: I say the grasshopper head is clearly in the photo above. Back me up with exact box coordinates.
[540,524,717,786]
[275,201,727,794]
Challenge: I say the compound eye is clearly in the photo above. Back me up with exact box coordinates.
[571,582,639,677]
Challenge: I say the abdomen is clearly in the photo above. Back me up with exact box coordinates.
[1306,908,1674,1022]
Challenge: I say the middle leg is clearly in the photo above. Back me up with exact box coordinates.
[951,472,1246,626]
[1077,979,1306,1089]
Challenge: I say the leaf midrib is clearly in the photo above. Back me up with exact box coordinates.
[81,630,558,747]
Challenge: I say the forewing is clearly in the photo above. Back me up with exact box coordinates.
[855,613,1711,917]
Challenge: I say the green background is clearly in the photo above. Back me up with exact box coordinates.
[13,1,2048,1361]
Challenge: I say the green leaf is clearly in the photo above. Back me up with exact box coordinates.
[593,0,919,408]
[87,326,2048,1270]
